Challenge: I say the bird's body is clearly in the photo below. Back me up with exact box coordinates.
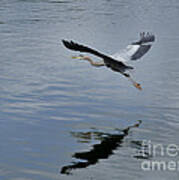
[62,32,155,90]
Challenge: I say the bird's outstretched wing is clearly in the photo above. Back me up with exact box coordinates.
[62,39,133,72]
[111,32,155,61]
[62,40,107,59]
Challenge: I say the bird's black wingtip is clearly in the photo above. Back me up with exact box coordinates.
[139,32,155,43]
[62,39,75,45]
[62,39,71,48]
[62,39,67,45]
[62,39,78,51]
[132,32,155,45]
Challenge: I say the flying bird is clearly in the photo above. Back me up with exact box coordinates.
[62,32,155,90]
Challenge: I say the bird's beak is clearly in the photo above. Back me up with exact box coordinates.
[71,56,83,60]
[133,82,142,90]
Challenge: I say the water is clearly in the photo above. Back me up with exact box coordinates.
[0,0,179,179]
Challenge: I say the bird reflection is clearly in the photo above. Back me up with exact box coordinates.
[60,120,150,175]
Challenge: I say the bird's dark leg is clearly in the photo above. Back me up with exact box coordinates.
[122,72,130,78]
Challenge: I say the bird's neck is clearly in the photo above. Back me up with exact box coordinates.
[85,57,104,67]
[85,57,94,65]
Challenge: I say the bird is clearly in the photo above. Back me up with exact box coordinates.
[62,32,155,90]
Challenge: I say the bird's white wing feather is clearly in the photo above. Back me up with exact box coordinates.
[111,32,155,62]
[111,45,140,62]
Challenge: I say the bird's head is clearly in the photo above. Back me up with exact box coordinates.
[72,55,90,61]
